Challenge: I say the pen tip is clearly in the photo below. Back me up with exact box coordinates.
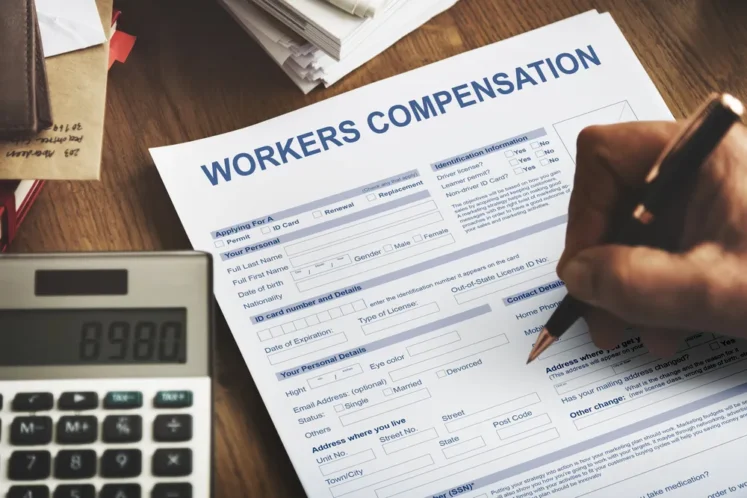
[526,328,556,365]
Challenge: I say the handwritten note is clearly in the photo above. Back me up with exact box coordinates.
[6,123,85,160]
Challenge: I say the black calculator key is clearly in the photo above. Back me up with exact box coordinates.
[103,391,142,409]
[12,393,53,412]
[11,417,53,445]
[7,485,49,498]
[153,415,192,442]
[154,391,192,408]
[54,450,96,479]
[58,392,98,411]
[103,415,142,443]
[8,451,51,480]
[100,449,141,478]
[56,416,97,444]
[54,484,95,498]
[151,483,192,498]
[100,484,141,498]
[152,449,192,477]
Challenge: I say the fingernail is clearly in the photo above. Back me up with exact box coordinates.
[560,257,594,301]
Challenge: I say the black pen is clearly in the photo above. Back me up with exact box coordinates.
[526,93,745,364]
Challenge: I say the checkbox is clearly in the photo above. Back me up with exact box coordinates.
[313,210,322,218]
[270,326,284,337]
[535,151,545,157]
[214,240,224,248]
[329,308,343,319]
[384,244,393,252]
[257,330,273,341]
[509,159,519,166]
[710,342,721,350]
[340,304,355,315]
[437,370,447,378]
[504,151,514,158]
[513,168,525,175]
[540,159,549,166]
[261,226,271,234]
[413,235,423,242]
[531,142,540,149]
[383,388,393,396]
[353,300,366,311]
[282,322,296,333]
[334,404,344,412]
[294,318,308,330]
[367,193,377,201]
[306,315,320,326]
[317,311,332,322]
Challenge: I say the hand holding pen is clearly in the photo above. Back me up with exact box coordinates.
[527,94,747,364]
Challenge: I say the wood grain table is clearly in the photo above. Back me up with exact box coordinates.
[10,0,747,495]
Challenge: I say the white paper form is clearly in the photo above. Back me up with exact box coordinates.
[152,12,747,498]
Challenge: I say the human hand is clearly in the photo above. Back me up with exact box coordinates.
[557,120,747,357]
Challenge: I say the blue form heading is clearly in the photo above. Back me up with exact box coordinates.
[200,46,601,186]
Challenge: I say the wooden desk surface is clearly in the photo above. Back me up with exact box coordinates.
[11,0,747,495]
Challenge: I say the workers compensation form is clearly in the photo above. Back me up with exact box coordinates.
[152,11,747,498]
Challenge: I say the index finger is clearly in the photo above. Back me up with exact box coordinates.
[558,121,681,273]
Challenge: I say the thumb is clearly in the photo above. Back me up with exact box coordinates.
[558,243,747,336]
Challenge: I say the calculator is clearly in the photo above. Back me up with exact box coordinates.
[0,252,213,498]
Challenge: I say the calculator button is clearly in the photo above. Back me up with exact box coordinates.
[152,449,191,477]
[54,484,95,498]
[11,417,53,445]
[12,393,53,412]
[100,484,141,498]
[56,416,97,444]
[153,415,192,442]
[154,391,192,408]
[104,392,142,409]
[8,450,51,480]
[7,485,50,498]
[103,415,142,443]
[151,483,192,498]
[100,449,142,478]
[54,449,97,479]
[58,392,98,411]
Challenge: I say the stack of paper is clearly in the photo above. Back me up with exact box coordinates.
[220,0,459,93]
[325,0,390,19]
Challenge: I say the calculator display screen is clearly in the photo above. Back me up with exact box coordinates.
[0,308,187,366]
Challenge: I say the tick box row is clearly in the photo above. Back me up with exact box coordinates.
[504,141,548,158]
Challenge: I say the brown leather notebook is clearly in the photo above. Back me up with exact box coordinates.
[0,0,53,139]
